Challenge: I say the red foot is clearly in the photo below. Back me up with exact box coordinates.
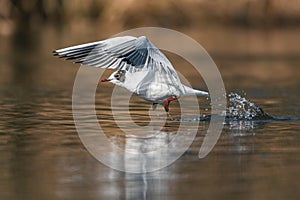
[164,97,178,112]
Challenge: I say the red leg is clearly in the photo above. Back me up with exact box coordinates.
[164,97,178,112]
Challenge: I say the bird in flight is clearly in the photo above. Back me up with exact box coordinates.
[53,36,209,112]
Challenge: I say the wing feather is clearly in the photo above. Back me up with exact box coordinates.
[54,36,184,91]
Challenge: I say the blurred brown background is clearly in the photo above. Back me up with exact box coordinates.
[0,1,299,200]
[0,0,299,91]
[2,0,300,32]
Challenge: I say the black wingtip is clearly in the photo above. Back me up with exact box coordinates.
[53,50,59,56]
[74,60,83,64]
[66,57,76,60]
[61,54,73,58]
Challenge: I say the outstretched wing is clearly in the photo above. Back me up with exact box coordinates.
[53,36,185,92]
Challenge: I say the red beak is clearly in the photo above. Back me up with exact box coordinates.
[100,78,111,82]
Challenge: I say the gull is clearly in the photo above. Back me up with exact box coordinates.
[53,36,209,112]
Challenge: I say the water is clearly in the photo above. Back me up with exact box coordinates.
[0,26,300,199]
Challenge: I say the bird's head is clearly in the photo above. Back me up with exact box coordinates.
[101,70,126,86]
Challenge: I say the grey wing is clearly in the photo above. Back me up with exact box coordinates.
[53,36,136,70]
[53,36,184,92]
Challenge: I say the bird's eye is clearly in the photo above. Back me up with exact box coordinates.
[114,74,120,78]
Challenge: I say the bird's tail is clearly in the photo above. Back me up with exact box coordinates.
[182,85,209,97]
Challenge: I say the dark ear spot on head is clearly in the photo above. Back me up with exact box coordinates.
[114,70,126,82]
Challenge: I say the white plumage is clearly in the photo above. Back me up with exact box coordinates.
[54,36,209,112]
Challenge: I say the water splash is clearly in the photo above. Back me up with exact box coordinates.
[176,92,274,122]
[226,93,272,120]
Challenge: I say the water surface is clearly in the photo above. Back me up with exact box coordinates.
[0,26,299,200]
